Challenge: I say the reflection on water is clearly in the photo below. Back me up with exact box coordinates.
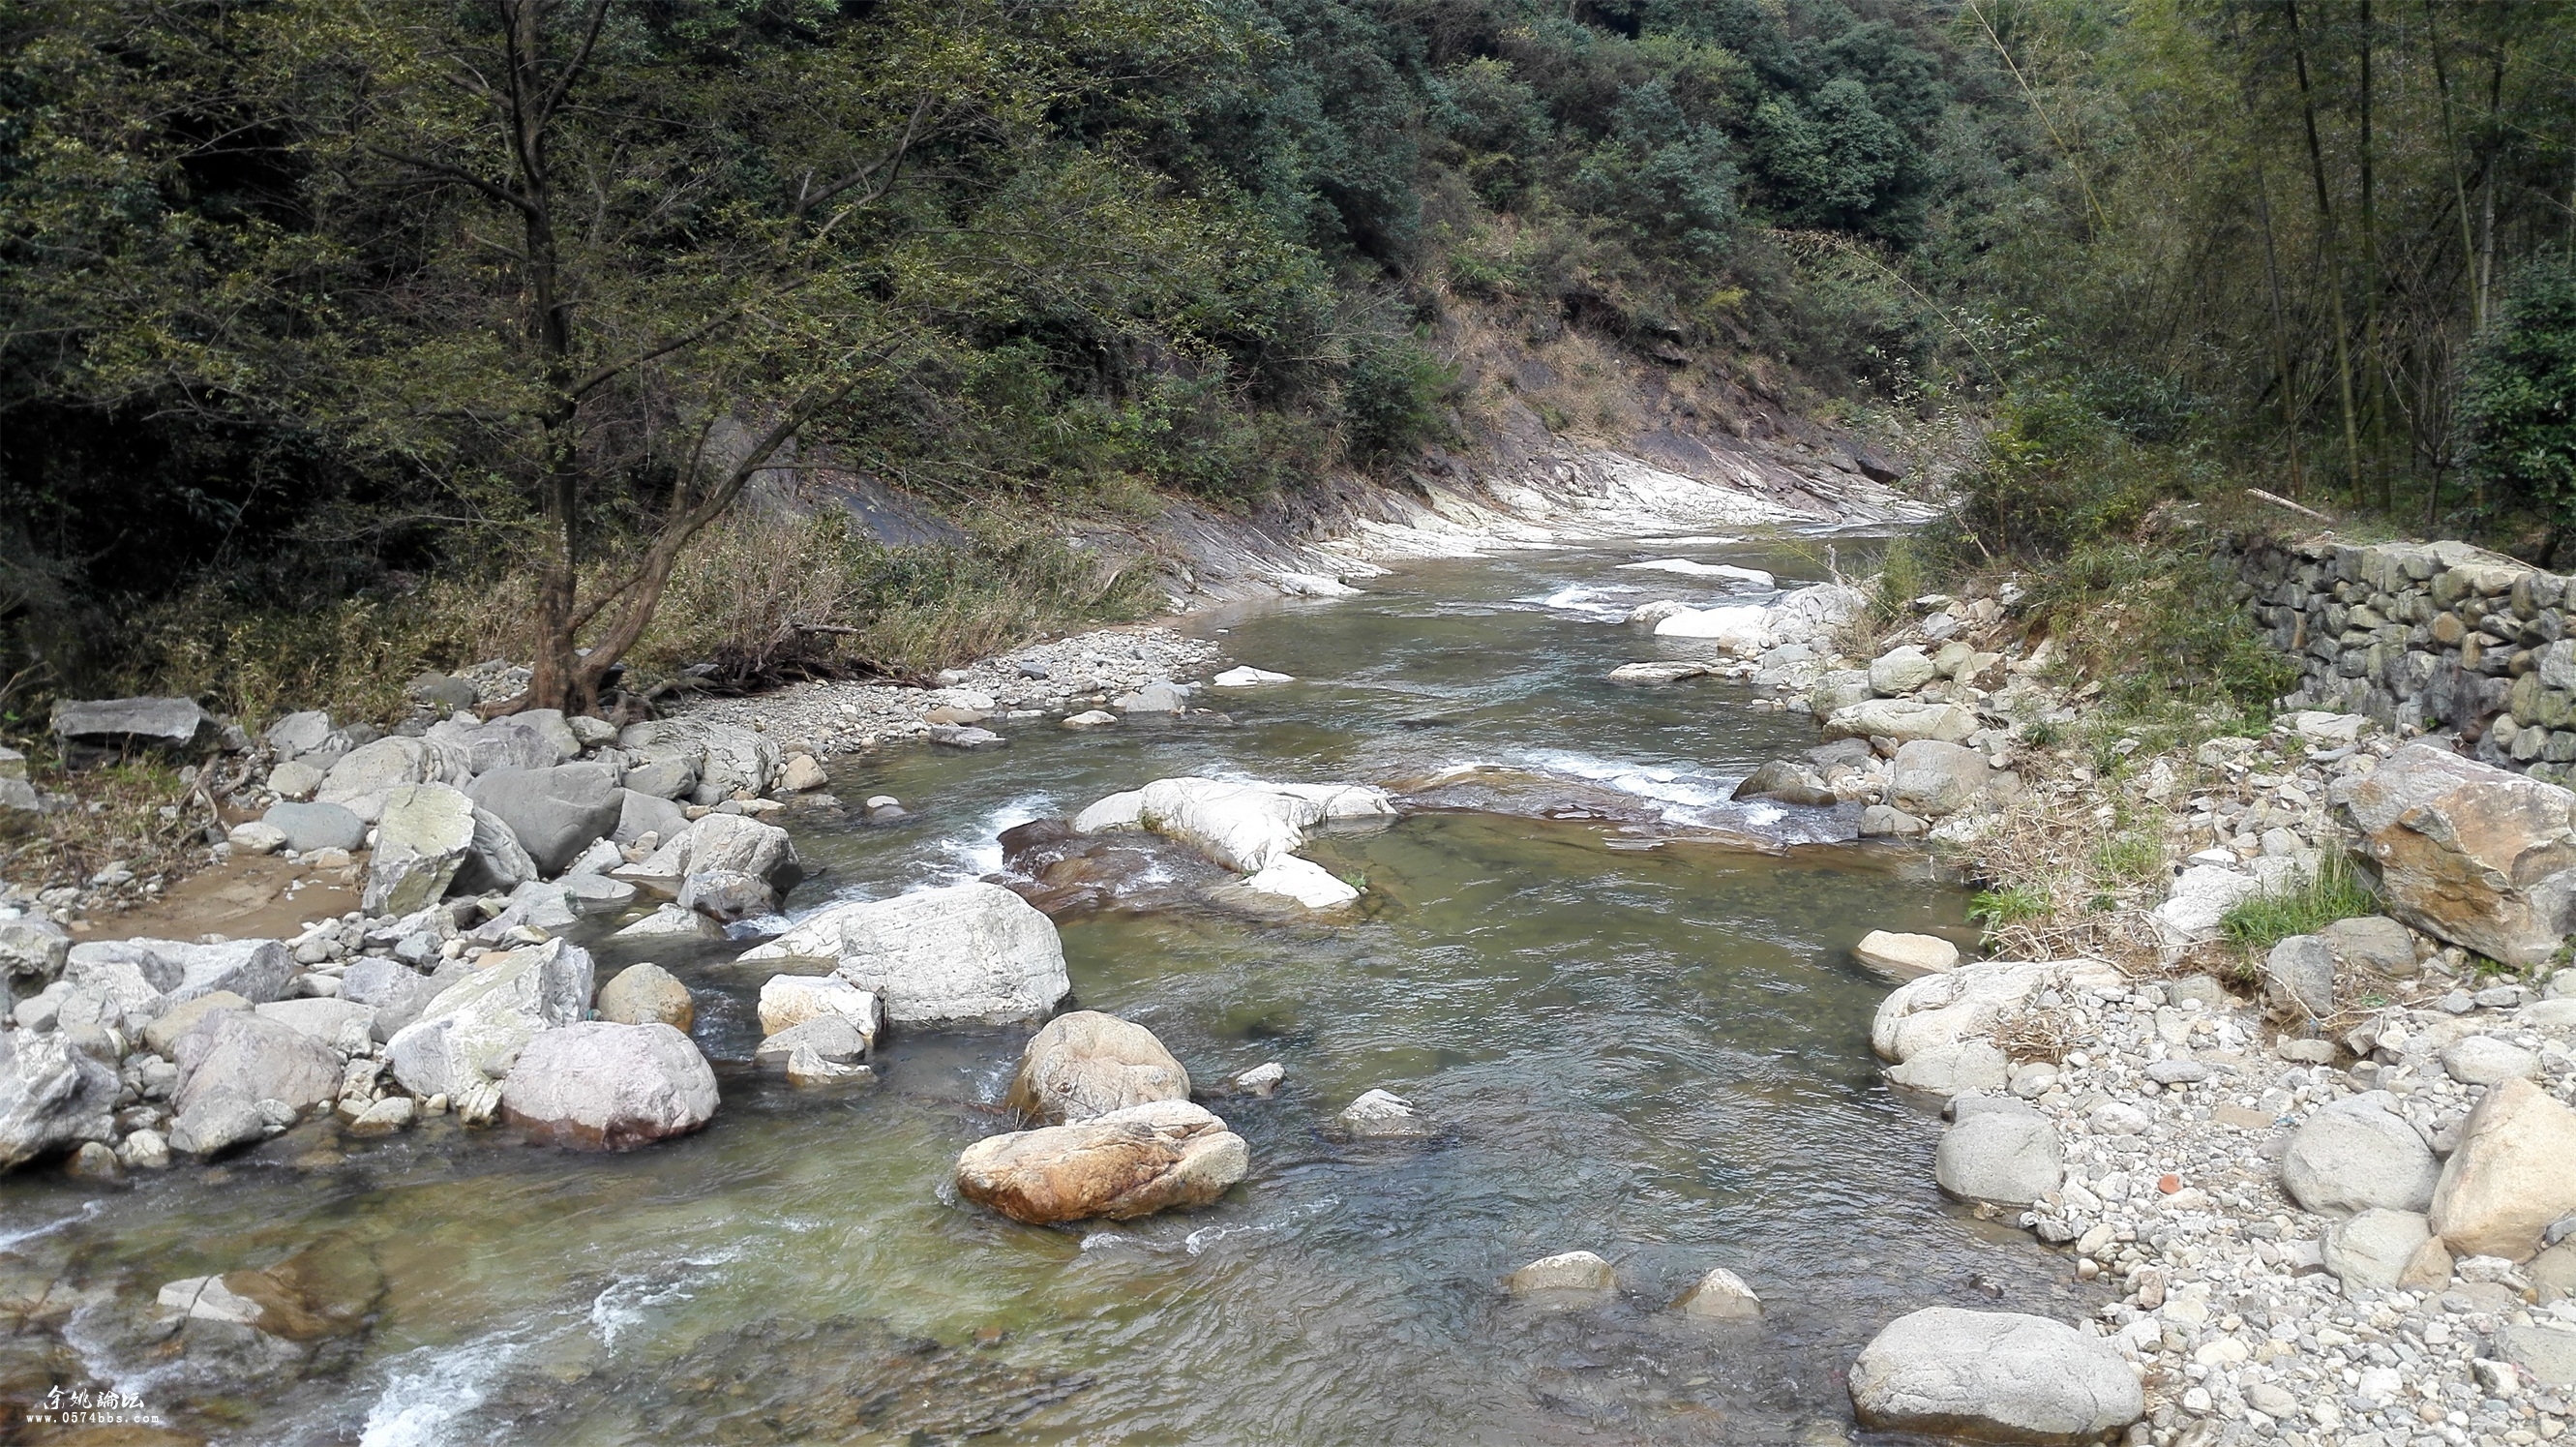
[0,539,2102,1446]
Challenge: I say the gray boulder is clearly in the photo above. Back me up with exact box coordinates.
[264,710,336,758]
[1889,740,1992,818]
[1849,1307,2143,1443]
[255,997,376,1050]
[167,1097,270,1157]
[1886,1040,2010,1100]
[2323,1207,2441,1293]
[2263,935,2337,1022]
[465,764,623,875]
[338,957,443,1041]
[385,939,594,1100]
[1822,699,1977,744]
[406,673,479,712]
[261,801,366,855]
[1869,647,1937,696]
[450,804,539,895]
[2281,1091,2439,1216]
[624,813,797,894]
[51,696,207,746]
[173,1011,342,1116]
[1114,680,1189,713]
[1933,1111,2063,1207]
[614,788,690,845]
[677,868,775,921]
[2320,915,2419,978]
[620,752,697,801]
[0,1029,119,1170]
[499,1020,718,1149]
[364,784,477,914]
[0,914,71,990]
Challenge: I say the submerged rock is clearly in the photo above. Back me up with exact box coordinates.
[1673,1266,1762,1320]
[1503,1251,1617,1296]
[1335,1087,1432,1140]
[954,1099,1247,1224]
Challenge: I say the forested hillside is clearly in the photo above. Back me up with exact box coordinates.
[3,0,2573,721]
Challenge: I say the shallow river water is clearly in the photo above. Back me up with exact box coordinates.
[4,538,2100,1446]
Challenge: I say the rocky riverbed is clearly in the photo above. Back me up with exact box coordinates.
[6,526,2576,1446]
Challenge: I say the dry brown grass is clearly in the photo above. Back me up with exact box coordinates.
[0,753,236,896]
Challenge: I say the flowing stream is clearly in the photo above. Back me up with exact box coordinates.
[1,537,2103,1445]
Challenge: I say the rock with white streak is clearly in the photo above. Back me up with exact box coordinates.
[384,939,595,1100]
[0,1029,118,1171]
[1213,666,1294,687]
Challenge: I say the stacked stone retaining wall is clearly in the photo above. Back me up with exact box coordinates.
[2235,534,2576,781]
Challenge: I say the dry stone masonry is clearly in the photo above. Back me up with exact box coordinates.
[2242,536,2576,783]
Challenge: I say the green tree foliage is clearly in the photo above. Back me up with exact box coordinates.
[2464,260,2576,552]
[0,0,2000,713]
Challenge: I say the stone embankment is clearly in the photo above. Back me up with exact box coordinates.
[2240,534,2576,784]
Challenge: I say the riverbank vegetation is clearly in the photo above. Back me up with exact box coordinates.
[6,0,2575,730]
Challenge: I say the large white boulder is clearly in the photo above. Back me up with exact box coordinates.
[2150,865,2264,947]
[737,882,1068,1025]
[500,1021,718,1149]
[1848,1308,2143,1443]
[315,735,469,805]
[1872,959,2124,1064]
[384,939,595,1100]
[1072,776,1393,875]
[1240,856,1362,909]
[1653,605,1768,652]
[1821,699,1977,744]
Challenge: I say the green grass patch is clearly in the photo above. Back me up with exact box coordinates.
[2219,854,2377,952]
[1970,884,2051,927]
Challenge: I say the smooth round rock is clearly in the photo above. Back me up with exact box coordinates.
[1849,1307,2144,1443]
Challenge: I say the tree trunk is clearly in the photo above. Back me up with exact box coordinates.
[2287,0,2365,504]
